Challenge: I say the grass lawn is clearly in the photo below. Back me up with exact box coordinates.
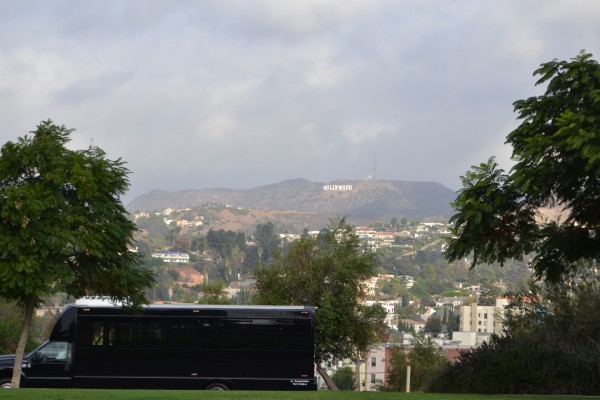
[0,390,598,400]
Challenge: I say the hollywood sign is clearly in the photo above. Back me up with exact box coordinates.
[323,184,353,191]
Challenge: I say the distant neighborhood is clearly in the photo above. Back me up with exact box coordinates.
[125,205,525,391]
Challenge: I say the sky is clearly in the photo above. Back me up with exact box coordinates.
[1,1,599,204]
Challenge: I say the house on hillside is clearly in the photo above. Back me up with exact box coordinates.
[175,267,204,285]
[152,251,190,263]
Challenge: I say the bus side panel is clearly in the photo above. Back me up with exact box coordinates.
[72,308,317,390]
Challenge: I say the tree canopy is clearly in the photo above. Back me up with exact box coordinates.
[386,333,448,392]
[446,51,600,283]
[0,120,155,387]
[430,271,600,395]
[253,217,387,390]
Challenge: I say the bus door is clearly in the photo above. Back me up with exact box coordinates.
[23,341,72,388]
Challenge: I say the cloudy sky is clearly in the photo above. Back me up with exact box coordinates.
[1,1,599,204]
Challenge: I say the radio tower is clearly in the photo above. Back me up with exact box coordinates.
[373,153,378,180]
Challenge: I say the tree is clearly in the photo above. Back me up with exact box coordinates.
[197,281,233,305]
[206,229,245,261]
[331,366,355,391]
[0,300,42,355]
[446,51,600,283]
[430,270,600,394]
[478,280,504,305]
[424,315,442,335]
[0,120,155,387]
[253,217,386,390]
[253,222,280,262]
[386,333,448,392]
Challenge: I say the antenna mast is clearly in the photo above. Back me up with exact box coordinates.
[373,153,378,180]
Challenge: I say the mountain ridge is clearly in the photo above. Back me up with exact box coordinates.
[127,179,457,225]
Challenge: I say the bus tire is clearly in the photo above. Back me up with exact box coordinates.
[0,378,12,389]
[206,382,229,390]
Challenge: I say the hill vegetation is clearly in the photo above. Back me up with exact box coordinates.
[127,179,456,229]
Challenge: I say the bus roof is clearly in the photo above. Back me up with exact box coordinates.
[70,300,316,312]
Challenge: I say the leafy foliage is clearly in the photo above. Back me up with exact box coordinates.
[0,120,155,387]
[423,315,442,335]
[197,281,233,305]
[206,229,246,260]
[386,333,448,392]
[0,120,154,305]
[253,222,280,263]
[331,366,355,391]
[430,270,600,395]
[253,217,387,389]
[446,51,600,283]
[0,301,44,354]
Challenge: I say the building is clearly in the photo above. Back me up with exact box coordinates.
[364,344,390,391]
[151,251,190,263]
[364,299,399,329]
[176,219,203,227]
[458,298,508,335]
[451,298,510,346]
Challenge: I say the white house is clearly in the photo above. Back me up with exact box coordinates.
[151,251,190,263]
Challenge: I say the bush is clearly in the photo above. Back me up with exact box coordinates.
[331,366,355,391]
[0,301,43,354]
[430,272,600,395]
[387,333,448,392]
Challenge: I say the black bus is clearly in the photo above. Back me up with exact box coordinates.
[0,302,317,390]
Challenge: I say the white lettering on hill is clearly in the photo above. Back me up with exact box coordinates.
[323,184,353,191]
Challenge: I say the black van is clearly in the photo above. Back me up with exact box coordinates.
[0,303,317,390]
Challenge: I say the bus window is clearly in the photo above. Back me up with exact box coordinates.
[224,320,252,349]
[165,319,193,348]
[252,320,282,350]
[282,320,312,350]
[76,318,105,347]
[108,319,134,347]
[195,319,223,349]
[137,319,164,348]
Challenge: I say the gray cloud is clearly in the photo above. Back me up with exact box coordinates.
[1,0,599,204]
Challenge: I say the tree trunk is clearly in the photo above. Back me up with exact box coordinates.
[11,297,36,388]
[354,359,361,391]
[354,351,367,391]
[316,364,338,390]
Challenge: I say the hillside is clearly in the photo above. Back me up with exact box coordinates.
[127,179,457,228]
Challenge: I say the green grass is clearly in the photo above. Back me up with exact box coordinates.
[0,390,598,400]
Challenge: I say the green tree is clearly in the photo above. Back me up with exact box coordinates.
[135,214,170,248]
[446,51,600,283]
[331,366,355,391]
[206,229,242,260]
[431,270,600,394]
[386,333,448,392]
[197,281,233,305]
[0,120,154,387]
[478,280,504,305]
[386,345,408,391]
[253,222,280,262]
[397,319,415,333]
[254,217,386,390]
[424,315,442,335]
[0,301,42,354]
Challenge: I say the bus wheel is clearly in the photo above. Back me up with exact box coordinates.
[206,383,228,390]
[0,378,12,389]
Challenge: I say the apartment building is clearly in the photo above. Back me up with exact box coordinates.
[458,298,509,335]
